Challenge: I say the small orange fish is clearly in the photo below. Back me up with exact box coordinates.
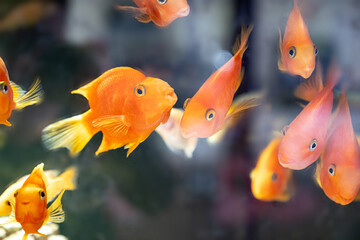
[278,62,340,170]
[0,166,77,217]
[155,108,198,158]
[115,0,190,27]
[278,0,317,79]
[315,92,360,205]
[181,26,256,138]
[251,138,294,202]
[7,163,65,240]
[42,67,177,157]
[0,57,43,126]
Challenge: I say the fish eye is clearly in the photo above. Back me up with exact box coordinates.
[308,139,317,151]
[282,125,289,136]
[157,0,168,4]
[205,109,216,121]
[39,191,45,200]
[314,45,319,56]
[288,46,296,59]
[134,84,146,97]
[183,98,191,110]
[6,201,10,206]
[328,164,336,176]
[271,173,278,182]
[0,83,8,94]
[14,191,18,198]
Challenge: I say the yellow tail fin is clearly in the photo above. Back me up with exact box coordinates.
[42,113,93,156]
[12,78,43,110]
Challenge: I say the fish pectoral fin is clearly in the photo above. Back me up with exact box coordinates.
[235,69,244,92]
[115,5,151,23]
[249,169,256,179]
[92,115,131,136]
[2,120,11,126]
[47,190,65,224]
[313,161,322,188]
[226,92,262,125]
[10,81,25,102]
[14,78,43,110]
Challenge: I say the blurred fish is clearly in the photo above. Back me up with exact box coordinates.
[315,92,360,205]
[155,108,197,158]
[251,138,294,202]
[0,57,43,126]
[0,1,57,32]
[278,0,317,79]
[115,0,190,27]
[278,62,340,170]
[5,163,65,240]
[0,166,77,216]
[181,26,256,138]
[42,67,177,157]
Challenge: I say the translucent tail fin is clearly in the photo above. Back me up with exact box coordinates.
[42,113,93,156]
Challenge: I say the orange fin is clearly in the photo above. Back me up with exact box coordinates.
[294,62,323,102]
[115,5,151,23]
[124,141,141,157]
[2,120,11,126]
[233,25,253,59]
[92,115,130,136]
[226,91,262,124]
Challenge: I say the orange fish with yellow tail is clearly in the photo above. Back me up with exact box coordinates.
[0,57,43,126]
[278,0,318,79]
[278,62,340,170]
[115,0,190,27]
[0,166,77,217]
[42,67,177,157]
[4,163,66,240]
[314,91,360,205]
[181,26,257,139]
[251,138,295,202]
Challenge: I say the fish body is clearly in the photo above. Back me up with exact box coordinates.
[10,163,65,240]
[181,26,253,139]
[42,67,177,157]
[278,63,340,170]
[251,138,294,202]
[0,57,43,126]
[155,108,197,158]
[0,166,77,217]
[316,92,360,205]
[278,0,317,79]
[116,0,190,27]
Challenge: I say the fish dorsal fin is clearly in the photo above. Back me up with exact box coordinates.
[115,5,151,23]
[277,27,286,72]
[183,98,191,110]
[10,81,25,102]
[47,190,65,224]
[226,92,262,124]
[14,79,43,110]
[92,115,130,136]
[294,63,323,102]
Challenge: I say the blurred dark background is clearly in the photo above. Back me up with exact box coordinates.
[0,0,360,239]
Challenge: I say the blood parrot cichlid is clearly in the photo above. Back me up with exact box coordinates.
[181,26,257,139]
[0,166,77,216]
[5,163,66,240]
[278,62,340,170]
[42,67,177,157]
[315,92,360,205]
[278,0,318,79]
[116,0,190,27]
[0,57,43,126]
[251,138,294,202]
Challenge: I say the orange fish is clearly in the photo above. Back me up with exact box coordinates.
[0,166,77,217]
[0,57,43,126]
[278,0,317,79]
[181,26,256,138]
[278,62,340,170]
[315,92,360,205]
[115,0,190,27]
[251,138,294,202]
[42,67,177,157]
[6,163,65,240]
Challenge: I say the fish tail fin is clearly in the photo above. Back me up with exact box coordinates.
[233,25,254,60]
[47,190,65,224]
[58,166,78,191]
[114,5,151,23]
[42,111,94,156]
[294,61,324,102]
[324,60,341,90]
[13,78,44,110]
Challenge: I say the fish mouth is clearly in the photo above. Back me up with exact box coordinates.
[21,201,30,206]
[301,67,314,79]
[177,6,190,17]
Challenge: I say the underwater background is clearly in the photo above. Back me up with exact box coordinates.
[0,0,360,239]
